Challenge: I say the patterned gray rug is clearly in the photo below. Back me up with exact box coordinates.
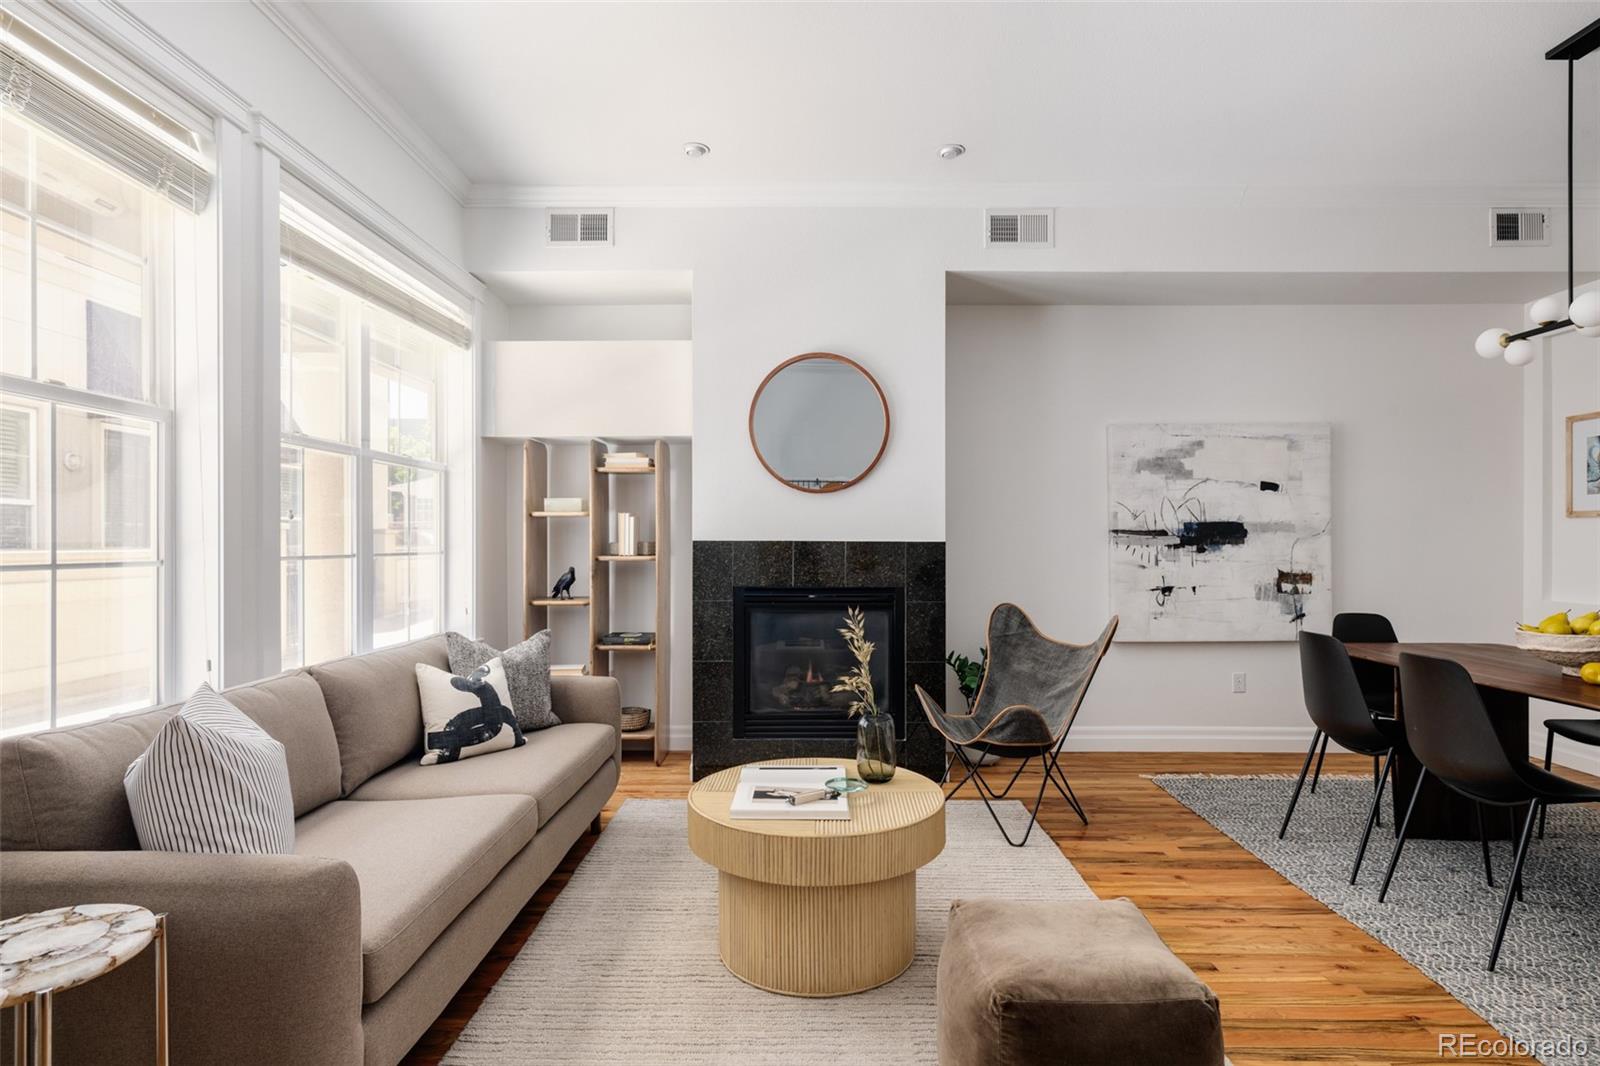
[442,799,1097,1065]
[1153,773,1600,1066]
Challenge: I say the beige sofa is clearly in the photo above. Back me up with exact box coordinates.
[0,635,621,1066]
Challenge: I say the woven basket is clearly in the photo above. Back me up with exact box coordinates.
[620,706,652,732]
[1515,627,1600,677]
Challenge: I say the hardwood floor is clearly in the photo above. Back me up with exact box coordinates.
[401,750,1594,1065]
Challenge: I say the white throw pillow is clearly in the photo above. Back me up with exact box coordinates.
[123,684,295,853]
[416,657,526,765]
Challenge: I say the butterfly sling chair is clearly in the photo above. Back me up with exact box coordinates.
[916,604,1119,846]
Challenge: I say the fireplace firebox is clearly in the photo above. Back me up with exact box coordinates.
[732,586,905,739]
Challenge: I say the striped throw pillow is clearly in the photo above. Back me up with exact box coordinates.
[123,684,295,853]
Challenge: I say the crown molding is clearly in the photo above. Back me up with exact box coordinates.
[251,0,470,204]
[26,0,253,129]
[464,180,1600,211]
[257,116,482,304]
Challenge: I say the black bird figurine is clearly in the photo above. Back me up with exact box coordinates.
[551,566,577,600]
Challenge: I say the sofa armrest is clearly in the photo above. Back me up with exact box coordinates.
[551,674,623,761]
[0,850,363,1066]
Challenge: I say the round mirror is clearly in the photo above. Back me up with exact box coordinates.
[749,352,889,493]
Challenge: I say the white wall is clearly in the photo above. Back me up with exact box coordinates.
[1523,282,1600,773]
[507,304,691,342]
[947,303,1526,750]
[491,341,692,439]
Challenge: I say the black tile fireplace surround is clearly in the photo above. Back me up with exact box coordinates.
[692,540,945,781]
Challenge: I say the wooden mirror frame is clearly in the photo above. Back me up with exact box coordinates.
[748,351,890,494]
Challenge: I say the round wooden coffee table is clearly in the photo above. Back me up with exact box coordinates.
[687,758,945,997]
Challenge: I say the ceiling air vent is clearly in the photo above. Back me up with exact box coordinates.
[985,208,1053,249]
[1490,208,1549,246]
[546,208,614,246]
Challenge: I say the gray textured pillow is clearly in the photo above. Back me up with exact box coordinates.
[447,630,559,731]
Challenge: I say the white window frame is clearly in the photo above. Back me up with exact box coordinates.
[278,258,451,666]
[1,111,178,731]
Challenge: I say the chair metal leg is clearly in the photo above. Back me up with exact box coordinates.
[1042,749,1088,825]
[1349,748,1394,884]
[1488,801,1541,971]
[1474,803,1494,887]
[32,992,49,1066]
[1378,769,1427,903]
[1309,732,1330,793]
[988,757,1033,799]
[950,745,1046,847]
[1539,731,1554,838]
[1278,729,1322,839]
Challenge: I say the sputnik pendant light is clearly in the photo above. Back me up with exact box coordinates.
[1476,17,1600,366]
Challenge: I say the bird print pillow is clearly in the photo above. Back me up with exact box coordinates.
[416,657,527,765]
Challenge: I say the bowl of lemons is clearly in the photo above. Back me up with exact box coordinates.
[1516,609,1600,680]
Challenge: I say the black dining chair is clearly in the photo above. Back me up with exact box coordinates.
[1279,632,1402,884]
[1308,612,1399,794]
[1539,718,1600,837]
[1379,653,1600,970]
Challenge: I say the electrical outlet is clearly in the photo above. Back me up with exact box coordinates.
[1231,672,1247,694]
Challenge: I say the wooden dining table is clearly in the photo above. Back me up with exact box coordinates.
[1344,642,1600,840]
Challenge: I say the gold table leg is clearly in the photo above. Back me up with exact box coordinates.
[12,1002,26,1066]
[32,993,50,1066]
[154,915,169,1066]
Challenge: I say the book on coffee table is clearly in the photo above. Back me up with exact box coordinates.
[729,764,851,820]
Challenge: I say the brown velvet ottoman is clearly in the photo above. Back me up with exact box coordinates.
[937,897,1225,1066]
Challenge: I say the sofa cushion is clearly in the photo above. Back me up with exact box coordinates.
[293,794,539,1003]
[124,684,296,853]
[448,630,559,732]
[416,658,525,765]
[309,635,449,795]
[351,722,614,828]
[0,671,340,851]
[224,672,342,817]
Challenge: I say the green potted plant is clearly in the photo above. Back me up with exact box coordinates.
[945,647,987,708]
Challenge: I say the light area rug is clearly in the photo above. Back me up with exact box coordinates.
[441,799,1094,1065]
[1152,773,1600,1066]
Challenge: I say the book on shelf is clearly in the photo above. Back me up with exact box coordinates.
[601,452,653,470]
[542,497,584,513]
[598,631,655,646]
[730,764,852,820]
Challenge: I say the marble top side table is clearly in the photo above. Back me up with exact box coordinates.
[0,904,168,1066]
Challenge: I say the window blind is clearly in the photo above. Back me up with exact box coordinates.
[1,13,212,214]
[280,199,472,350]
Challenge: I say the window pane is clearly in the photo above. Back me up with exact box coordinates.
[0,569,51,733]
[34,127,148,261]
[56,405,157,561]
[281,557,351,670]
[1,114,28,211]
[2,210,28,377]
[36,224,147,400]
[372,462,440,554]
[0,396,49,563]
[371,552,441,649]
[367,311,439,461]
[281,446,350,558]
[281,267,349,442]
[55,564,158,722]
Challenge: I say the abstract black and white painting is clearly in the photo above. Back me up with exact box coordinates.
[1108,423,1332,642]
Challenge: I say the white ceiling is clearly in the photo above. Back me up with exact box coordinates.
[945,271,1598,306]
[293,1,1599,195]
[478,270,693,306]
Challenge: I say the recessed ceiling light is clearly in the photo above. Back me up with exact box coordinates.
[683,142,711,159]
[937,143,966,160]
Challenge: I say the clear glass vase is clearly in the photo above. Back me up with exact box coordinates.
[856,711,897,783]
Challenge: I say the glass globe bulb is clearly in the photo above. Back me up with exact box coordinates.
[1578,324,1600,338]
[1569,291,1600,329]
[1503,339,1535,366]
[1474,328,1508,359]
[1529,295,1566,324]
